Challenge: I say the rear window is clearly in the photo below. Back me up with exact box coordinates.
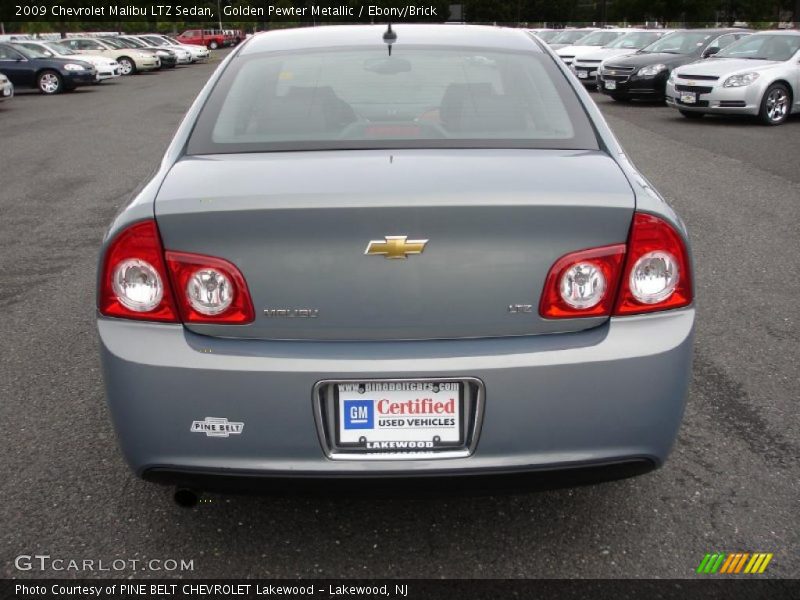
[186,45,599,154]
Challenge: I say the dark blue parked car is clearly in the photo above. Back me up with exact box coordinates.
[0,43,96,94]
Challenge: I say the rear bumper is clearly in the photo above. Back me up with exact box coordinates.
[99,309,694,481]
[144,459,657,493]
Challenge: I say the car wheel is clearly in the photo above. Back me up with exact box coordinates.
[679,110,704,119]
[208,41,219,50]
[37,70,63,95]
[611,95,630,102]
[118,57,136,76]
[759,83,791,126]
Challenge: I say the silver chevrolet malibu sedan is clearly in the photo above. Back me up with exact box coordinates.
[667,30,800,125]
[97,25,695,500]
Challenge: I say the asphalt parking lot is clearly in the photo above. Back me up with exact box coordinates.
[1,52,798,579]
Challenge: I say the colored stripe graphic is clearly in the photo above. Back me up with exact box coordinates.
[719,553,737,574]
[696,554,713,574]
[698,553,727,574]
[733,553,750,573]
[697,552,773,574]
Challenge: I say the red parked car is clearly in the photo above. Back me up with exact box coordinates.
[175,29,228,50]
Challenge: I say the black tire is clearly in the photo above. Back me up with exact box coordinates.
[679,110,704,119]
[37,70,63,95]
[758,83,791,126]
[118,56,136,76]
[611,95,630,102]
[208,41,219,50]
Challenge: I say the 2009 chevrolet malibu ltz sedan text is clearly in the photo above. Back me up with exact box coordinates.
[97,25,695,497]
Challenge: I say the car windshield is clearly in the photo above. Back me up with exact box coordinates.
[550,30,593,45]
[12,44,49,59]
[164,36,181,45]
[187,46,598,154]
[534,31,559,43]
[45,42,77,55]
[142,36,164,45]
[100,38,126,49]
[715,34,800,61]
[16,43,55,57]
[120,38,146,48]
[573,31,625,47]
[605,31,663,50]
[641,31,714,54]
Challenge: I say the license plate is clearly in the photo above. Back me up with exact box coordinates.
[578,70,588,79]
[336,381,463,453]
[681,93,697,104]
[605,80,617,90]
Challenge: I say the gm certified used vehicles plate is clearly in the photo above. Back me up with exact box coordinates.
[97,25,695,495]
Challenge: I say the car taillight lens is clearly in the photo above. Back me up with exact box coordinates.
[99,220,254,324]
[99,220,179,322]
[540,213,692,319]
[165,251,254,324]
[539,244,626,318]
[614,213,692,315]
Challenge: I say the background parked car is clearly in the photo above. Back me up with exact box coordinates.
[556,28,632,66]
[0,73,13,101]
[666,30,800,125]
[597,29,750,101]
[111,36,178,69]
[0,43,96,94]
[62,37,159,75]
[176,29,229,50]
[571,30,673,87]
[548,28,599,50]
[134,35,193,64]
[225,29,245,45]
[527,28,561,44]
[148,34,210,62]
[13,40,120,82]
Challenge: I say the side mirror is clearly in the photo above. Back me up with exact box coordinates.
[703,46,720,58]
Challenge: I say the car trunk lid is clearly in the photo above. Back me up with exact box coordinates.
[155,149,634,340]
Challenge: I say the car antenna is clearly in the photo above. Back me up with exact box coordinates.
[383,23,397,56]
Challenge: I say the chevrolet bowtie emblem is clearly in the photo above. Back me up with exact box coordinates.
[365,236,428,259]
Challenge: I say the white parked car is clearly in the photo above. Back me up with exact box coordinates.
[0,73,13,101]
[134,35,193,64]
[572,30,673,87]
[62,37,160,75]
[13,40,121,81]
[556,29,632,65]
[150,34,210,62]
[547,28,599,50]
[666,31,800,125]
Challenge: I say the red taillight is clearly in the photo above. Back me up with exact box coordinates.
[99,220,179,322]
[614,212,692,315]
[540,212,692,319]
[99,220,254,324]
[539,244,626,318]
[165,251,254,324]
